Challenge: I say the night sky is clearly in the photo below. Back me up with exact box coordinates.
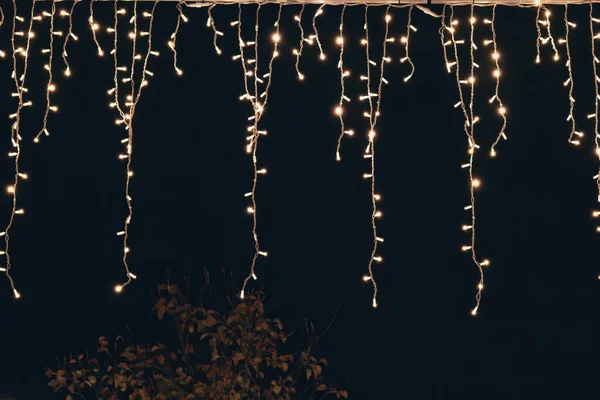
[1,1,600,398]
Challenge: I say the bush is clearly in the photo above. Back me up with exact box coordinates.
[46,283,347,400]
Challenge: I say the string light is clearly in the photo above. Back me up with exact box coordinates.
[110,0,159,294]
[591,5,600,246]
[206,4,222,55]
[335,5,351,162]
[400,5,416,82]
[536,5,559,63]
[3,0,37,300]
[311,4,326,61]
[88,0,104,56]
[361,5,391,309]
[239,4,282,300]
[293,4,306,80]
[0,6,4,58]
[61,0,79,78]
[168,1,186,76]
[446,6,487,316]
[35,1,58,144]
[487,5,508,157]
[562,5,581,146]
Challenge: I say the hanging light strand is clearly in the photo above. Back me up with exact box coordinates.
[590,5,600,241]
[467,5,486,316]
[207,4,222,55]
[335,5,350,162]
[168,1,186,76]
[542,6,560,62]
[2,0,37,300]
[447,7,470,138]
[439,5,453,74]
[114,0,159,294]
[488,5,508,157]
[89,0,104,56]
[0,7,4,59]
[61,0,79,78]
[293,4,305,80]
[563,5,581,146]
[240,4,282,299]
[311,4,326,60]
[361,5,391,309]
[400,5,416,82]
[535,6,542,63]
[34,1,58,144]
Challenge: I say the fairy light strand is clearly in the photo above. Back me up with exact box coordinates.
[35,1,58,144]
[401,5,416,82]
[467,5,486,316]
[487,5,508,156]
[590,5,600,258]
[563,5,581,146]
[239,4,283,299]
[361,5,391,309]
[293,4,306,80]
[2,0,37,299]
[439,5,452,74]
[168,1,186,76]
[113,0,159,294]
[89,0,104,56]
[207,4,222,55]
[311,4,326,60]
[543,6,560,62]
[335,5,350,162]
[61,0,79,78]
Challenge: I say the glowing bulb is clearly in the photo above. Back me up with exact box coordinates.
[114,285,123,293]
[472,179,481,188]
[13,290,21,299]
[493,69,501,78]
[481,259,491,266]
[334,106,343,116]
[271,33,280,43]
[6,186,14,194]
[336,36,343,45]
[471,307,478,316]
[477,283,484,290]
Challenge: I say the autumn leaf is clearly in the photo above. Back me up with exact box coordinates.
[306,368,312,380]
[232,352,245,366]
[317,383,327,391]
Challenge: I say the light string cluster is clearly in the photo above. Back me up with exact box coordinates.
[335,5,352,162]
[561,5,582,145]
[35,1,59,144]
[106,0,160,294]
[4,2,600,315]
[89,0,104,57]
[61,0,80,79]
[485,5,508,156]
[1,0,37,299]
[535,5,559,64]
[169,2,188,76]
[235,3,283,299]
[590,4,600,267]
[359,6,391,309]
[401,5,416,82]
[293,4,306,80]
[206,4,222,55]
[443,5,489,316]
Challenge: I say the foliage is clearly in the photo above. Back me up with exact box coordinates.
[46,283,347,400]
